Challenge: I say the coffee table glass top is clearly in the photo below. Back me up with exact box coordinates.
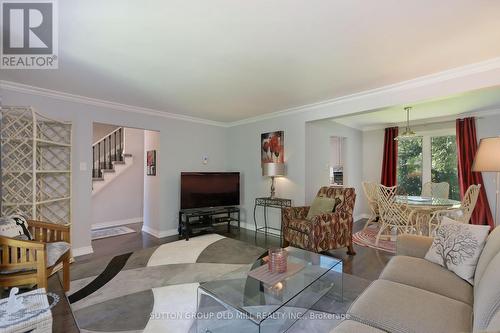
[198,247,342,325]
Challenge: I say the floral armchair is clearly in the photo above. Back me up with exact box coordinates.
[282,186,356,254]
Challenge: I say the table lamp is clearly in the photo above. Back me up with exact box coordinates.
[262,163,286,198]
[472,137,500,226]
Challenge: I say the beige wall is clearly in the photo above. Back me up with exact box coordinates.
[93,123,119,143]
[143,130,161,236]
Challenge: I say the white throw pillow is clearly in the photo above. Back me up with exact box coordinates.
[425,217,489,284]
[0,214,33,240]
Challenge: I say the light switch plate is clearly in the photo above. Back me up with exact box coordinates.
[80,162,87,171]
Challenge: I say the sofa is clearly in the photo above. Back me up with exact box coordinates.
[332,226,500,333]
[282,186,356,255]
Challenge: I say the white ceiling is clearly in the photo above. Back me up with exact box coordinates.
[2,1,500,122]
[333,85,500,130]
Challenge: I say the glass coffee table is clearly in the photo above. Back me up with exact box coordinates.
[195,247,343,333]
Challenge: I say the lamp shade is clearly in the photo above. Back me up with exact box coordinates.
[262,163,286,177]
[472,137,500,172]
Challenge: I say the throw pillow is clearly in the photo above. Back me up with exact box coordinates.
[424,217,489,284]
[306,197,335,220]
[0,214,33,240]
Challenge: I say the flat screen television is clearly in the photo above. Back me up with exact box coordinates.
[180,172,240,209]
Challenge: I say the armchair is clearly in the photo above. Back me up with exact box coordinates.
[282,187,356,254]
[0,220,71,291]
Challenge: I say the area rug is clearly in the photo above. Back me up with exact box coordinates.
[65,234,370,333]
[353,225,396,254]
[91,226,136,240]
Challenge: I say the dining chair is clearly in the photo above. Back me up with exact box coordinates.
[362,181,379,230]
[421,181,450,199]
[375,185,415,246]
[429,184,481,233]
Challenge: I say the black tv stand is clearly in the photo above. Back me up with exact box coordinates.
[178,206,240,240]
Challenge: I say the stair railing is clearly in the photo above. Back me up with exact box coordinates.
[92,127,124,178]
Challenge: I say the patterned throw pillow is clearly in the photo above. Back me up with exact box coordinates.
[0,214,33,240]
[425,217,489,284]
[306,197,336,220]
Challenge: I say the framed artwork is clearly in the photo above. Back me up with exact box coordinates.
[261,131,284,163]
[146,150,156,176]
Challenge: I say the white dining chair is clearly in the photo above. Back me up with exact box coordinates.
[429,184,481,233]
[362,181,379,230]
[421,181,450,199]
[375,185,415,246]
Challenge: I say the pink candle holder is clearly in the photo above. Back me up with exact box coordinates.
[268,248,288,273]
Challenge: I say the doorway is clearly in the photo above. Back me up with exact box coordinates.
[330,136,346,186]
[90,122,146,241]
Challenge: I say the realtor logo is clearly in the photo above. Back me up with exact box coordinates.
[1,0,58,69]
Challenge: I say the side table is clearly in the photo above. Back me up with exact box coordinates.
[253,197,292,239]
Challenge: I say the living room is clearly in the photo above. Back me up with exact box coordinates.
[1,1,500,332]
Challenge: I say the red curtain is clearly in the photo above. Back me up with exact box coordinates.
[456,117,494,228]
[381,127,398,187]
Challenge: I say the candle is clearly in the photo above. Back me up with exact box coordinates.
[268,248,288,273]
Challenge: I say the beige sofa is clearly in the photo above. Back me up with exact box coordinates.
[333,226,500,333]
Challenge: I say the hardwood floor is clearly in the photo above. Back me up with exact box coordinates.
[44,219,391,332]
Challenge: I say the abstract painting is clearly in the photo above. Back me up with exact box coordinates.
[146,150,156,176]
[261,131,284,163]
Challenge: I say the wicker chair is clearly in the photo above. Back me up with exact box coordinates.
[421,181,450,199]
[282,187,356,255]
[376,185,415,246]
[429,184,481,234]
[362,181,379,230]
[0,220,71,291]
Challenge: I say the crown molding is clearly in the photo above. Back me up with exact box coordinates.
[0,80,227,127]
[226,57,500,127]
[2,57,500,128]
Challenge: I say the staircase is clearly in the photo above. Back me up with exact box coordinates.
[92,127,133,194]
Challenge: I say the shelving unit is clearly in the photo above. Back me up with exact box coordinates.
[1,106,72,226]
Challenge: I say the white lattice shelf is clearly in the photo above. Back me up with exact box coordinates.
[1,106,72,227]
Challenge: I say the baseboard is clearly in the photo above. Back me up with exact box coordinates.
[91,217,143,230]
[72,245,94,257]
[141,225,178,239]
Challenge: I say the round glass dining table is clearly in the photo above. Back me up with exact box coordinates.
[395,196,461,209]
[395,196,461,236]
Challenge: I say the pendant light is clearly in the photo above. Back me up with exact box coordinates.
[395,107,416,140]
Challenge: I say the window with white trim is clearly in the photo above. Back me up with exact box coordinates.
[397,129,459,200]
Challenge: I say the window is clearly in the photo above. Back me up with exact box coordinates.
[397,137,423,196]
[397,131,459,200]
[431,136,460,200]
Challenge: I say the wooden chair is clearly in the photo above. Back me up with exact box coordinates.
[362,181,379,230]
[421,181,450,199]
[429,184,481,234]
[0,220,71,292]
[376,185,415,246]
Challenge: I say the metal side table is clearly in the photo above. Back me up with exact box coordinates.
[253,197,292,238]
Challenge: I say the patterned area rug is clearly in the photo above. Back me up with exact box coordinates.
[91,226,135,240]
[65,234,370,332]
[353,225,396,254]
